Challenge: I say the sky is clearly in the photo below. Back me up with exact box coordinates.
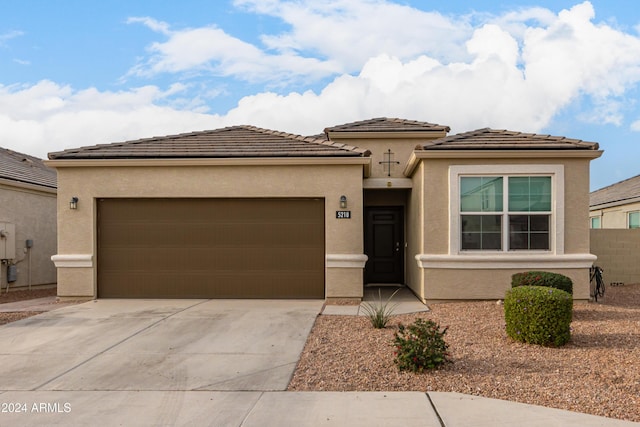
[1,1,639,191]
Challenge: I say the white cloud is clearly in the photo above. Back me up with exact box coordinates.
[0,81,225,158]
[128,0,474,84]
[235,0,473,67]
[0,30,24,46]
[126,17,343,83]
[4,0,640,162]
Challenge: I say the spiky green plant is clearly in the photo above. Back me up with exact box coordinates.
[360,288,400,328]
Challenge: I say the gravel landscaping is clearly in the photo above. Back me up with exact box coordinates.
[0,288,57,326]
[289,283,640,423]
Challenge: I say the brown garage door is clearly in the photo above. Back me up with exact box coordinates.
[97,198,325,298]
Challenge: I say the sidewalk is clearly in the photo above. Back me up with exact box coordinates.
[0,391,636,426]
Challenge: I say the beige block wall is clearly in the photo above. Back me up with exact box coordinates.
[590,201,640,229]
[0,183,57,289]
[590,229,640,284]
[54,163,365,299]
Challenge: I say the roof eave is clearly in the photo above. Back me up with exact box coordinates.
[590,195,640,210]
[411,149,603,159]
[0,177,57,194]
[44,156,371,168]
[326,130,449,140]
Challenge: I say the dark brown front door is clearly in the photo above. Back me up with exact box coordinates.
[364,207,404,284]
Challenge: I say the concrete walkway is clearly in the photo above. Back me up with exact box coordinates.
[0,390,636,426]
[0,295,637,426]
[322,285,429,315]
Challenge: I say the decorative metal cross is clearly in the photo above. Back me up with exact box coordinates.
[379,148,400,177]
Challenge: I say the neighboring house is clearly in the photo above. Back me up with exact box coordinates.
[0,147,57,291]
[47,118,602,301]
[589,174,640,229]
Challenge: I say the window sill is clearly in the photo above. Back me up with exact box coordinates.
[415,253,596,269]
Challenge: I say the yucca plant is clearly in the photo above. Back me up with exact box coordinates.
[360,288,400,328]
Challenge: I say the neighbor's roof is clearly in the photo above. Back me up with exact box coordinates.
[421,128,600,150]
[48,125,370,160]
[590,174,640,208]
[0,147,57,189]
[324,117,450,133]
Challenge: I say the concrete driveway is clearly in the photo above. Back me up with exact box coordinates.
[0,299,323,392]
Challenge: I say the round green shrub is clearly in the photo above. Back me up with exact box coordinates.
[504,286,573,347]
[511,271,573,294]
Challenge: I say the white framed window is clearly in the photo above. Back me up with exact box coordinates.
[629,211,640,229]
[590,216,601,229]
[450,165,564,255]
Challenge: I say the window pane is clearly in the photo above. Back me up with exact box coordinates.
[462,232,481,250]
[482,232,502,250]
[530,215,549,232]
[461,177,503,212]
[509,215,529,232]
[461,215,481,232]
[481,215,501,232]
[530,233,550,250]
[508,176,551,212]
[590,217,601,229]
[530,177,551,211]
[629,212,640,229]
[509,215,550,250]
[461,215,502,250]
[509,232,528,250]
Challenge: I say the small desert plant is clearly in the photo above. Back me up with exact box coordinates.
[504,286,573,347]
[393,318,451,372]
[360,288,399,328]
[511,271,573,294]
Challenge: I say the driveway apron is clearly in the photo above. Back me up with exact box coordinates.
[0,299,323,392]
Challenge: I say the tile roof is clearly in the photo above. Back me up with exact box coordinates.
[0,147,57,189]
[421,128,600,150]
[590,173,640,208]
[48,125,369,160]
[324,117,450,133]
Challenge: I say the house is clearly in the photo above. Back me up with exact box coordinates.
[589,174,640,229]
[47,118,602,301]
[0,147,57,291]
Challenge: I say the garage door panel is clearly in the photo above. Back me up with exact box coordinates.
[101,222,323,248]
[98,198,325,298]
[100,246,324,271]
[99,271,323,299]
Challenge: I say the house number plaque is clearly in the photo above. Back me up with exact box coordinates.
[336,211,351,219]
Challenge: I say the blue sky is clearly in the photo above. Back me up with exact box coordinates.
[1,1,640,190]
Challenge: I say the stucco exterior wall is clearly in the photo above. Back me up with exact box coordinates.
[0,182,57,289]
[423,268,590,301]
[406,161,425,297]
[410,156,595,301]
[590,229,640,284]
[53,162,366,299]
[590,201,640,229]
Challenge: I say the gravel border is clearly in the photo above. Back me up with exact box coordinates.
[289,283,640,422]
